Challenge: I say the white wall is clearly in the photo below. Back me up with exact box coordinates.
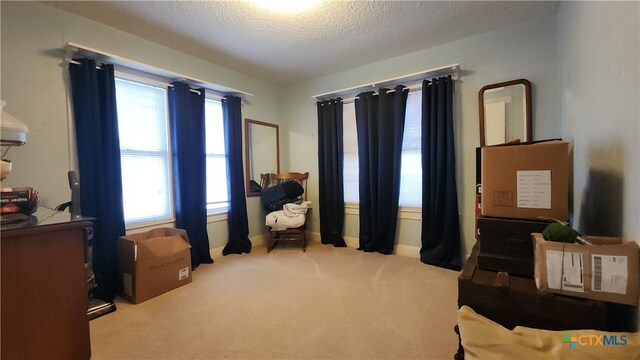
[557,1,640,240]
[0,1,283,248]
[557,1,640,323]
[282,16,559,257]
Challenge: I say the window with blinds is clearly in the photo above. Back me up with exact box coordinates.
[399,90,422,207]
[342,90,422,208]
[204,98,229,214]
[343,102,359,204]
[115,78,173,224]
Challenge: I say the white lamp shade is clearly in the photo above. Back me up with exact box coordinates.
[1,100,28,146]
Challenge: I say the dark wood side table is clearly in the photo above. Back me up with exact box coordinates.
[1,210,92,360]
[455,241,636,360]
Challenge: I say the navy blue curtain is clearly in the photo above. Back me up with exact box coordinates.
[317,99,347,247]
[168,82,214,269]
[222,95,251,255]
[420,76,461,270]
[69,59,125,301]
[355,86,408,254]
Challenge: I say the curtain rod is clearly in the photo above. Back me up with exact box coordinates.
[67,59,203,96]
[63,42,253,99]
[311,64,459,101]
[324,83,422,105]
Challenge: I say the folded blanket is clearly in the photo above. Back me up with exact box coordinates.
[266,211,306,231]
[283,201,311,216]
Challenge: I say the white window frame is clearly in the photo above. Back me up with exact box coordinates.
[343,196,422,222]
[115,74,175,229]
[341,89,423,221]
[204,96,230,218]
[397,90,423,209]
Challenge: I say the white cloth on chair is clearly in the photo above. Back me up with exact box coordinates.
[283,201,311,215]
[265,201,311,231]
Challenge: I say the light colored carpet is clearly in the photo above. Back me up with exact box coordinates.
[90,242,461,359]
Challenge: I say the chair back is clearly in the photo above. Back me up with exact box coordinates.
[259,173,270,190]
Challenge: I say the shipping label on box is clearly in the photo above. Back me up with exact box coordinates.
[545,250,584,292]
[482,141,569,221]
[532,233,640,305]
[517,170,551,209]
[178,267,189,280]
[592,254,628,294]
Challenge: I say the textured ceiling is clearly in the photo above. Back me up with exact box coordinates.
[43,1,559,85]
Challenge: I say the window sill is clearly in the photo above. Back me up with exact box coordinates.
[345,203,359,215]
[125,218,175,233]
[344,203,422,220]
[123,212,228,233]
[207,211,228,223]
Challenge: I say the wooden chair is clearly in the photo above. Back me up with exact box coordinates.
[264,172,310,252]
[259,173,270,191]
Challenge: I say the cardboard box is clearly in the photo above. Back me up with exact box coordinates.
[481,140,569,221]
[117,228,192,304]
[532,233,640,305]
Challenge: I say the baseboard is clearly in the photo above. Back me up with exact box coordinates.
[210,233,270,258]
[211,246,224,259]
[395,244,421,258]
[212,232,422,259]
[250,233,270,248]
[312,232,421,259]
[342,235,359,249]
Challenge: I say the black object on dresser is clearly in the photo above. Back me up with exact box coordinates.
[455,242,636,360]
[476,216,550,277]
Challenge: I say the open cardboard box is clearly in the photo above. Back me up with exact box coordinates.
[532,232,639,305]
[117,228,192,304]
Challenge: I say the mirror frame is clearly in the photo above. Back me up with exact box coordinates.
[478,79,532,146]
[244,118,280,197]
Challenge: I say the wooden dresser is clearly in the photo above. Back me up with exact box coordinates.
[1,210,92,360]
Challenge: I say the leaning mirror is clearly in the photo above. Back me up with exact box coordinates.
[244,119,280,197]
[479,79,532,146]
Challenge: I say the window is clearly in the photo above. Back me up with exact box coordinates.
[343,102,359,204]
[115,78,229,225]
[204,98,229,214]
[342,90,422,208]
[115,78,173,225]
[399,90,422,207]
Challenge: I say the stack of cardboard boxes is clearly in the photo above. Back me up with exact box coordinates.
[477,140,569,277]
[478,140,639,306]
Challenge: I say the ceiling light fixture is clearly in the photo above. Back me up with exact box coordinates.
[249,0,322,14]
